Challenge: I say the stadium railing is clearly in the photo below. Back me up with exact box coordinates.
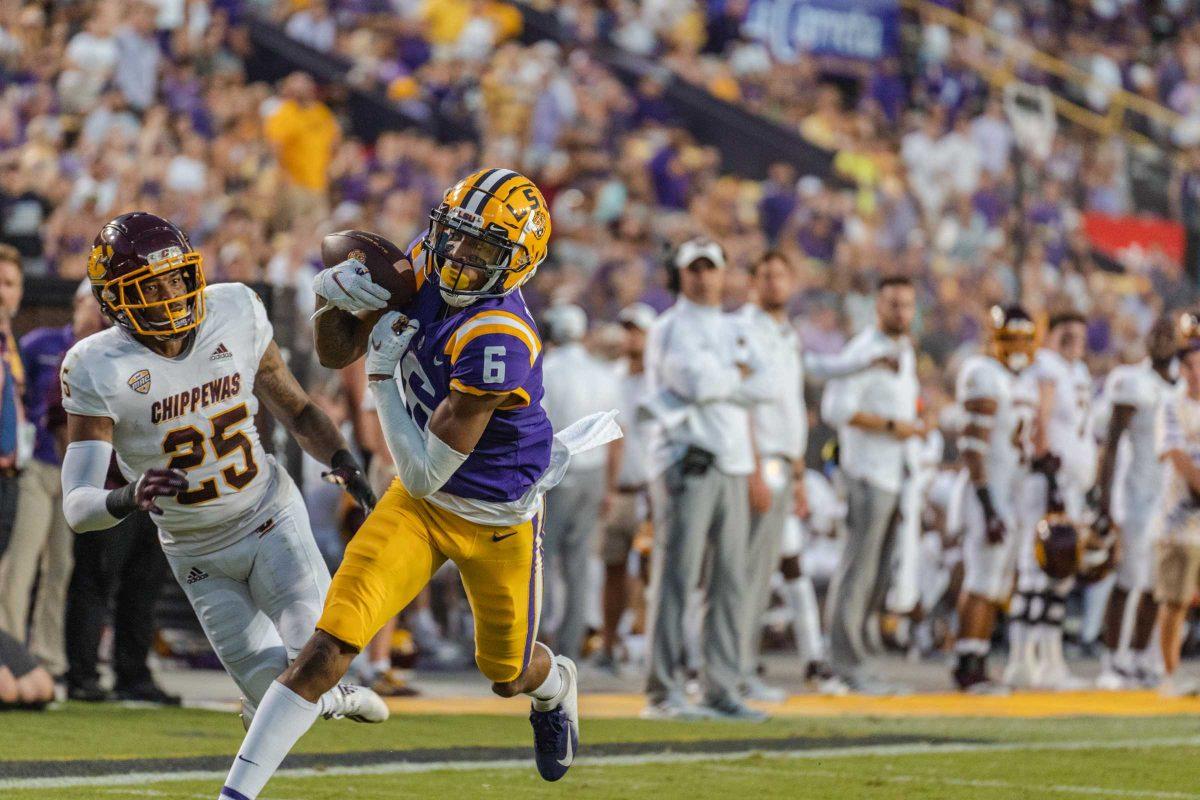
[905,0,1183,151]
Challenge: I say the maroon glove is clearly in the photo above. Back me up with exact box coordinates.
[107,468,189,517]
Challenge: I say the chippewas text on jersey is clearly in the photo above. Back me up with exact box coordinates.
[151,373,243,425]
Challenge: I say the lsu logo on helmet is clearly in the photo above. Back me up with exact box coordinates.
[425,168,552,307]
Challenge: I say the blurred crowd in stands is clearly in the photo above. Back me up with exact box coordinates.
[2,0,1200,702]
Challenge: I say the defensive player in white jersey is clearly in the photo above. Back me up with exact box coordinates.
[1091,316,1177,689]
[58,212,387,725]
[952,305,1037,691]
[1007,311,1094,690]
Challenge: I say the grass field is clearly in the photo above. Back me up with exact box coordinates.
[2,699,1199,800]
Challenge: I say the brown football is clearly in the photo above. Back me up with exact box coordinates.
[320,229,417,310]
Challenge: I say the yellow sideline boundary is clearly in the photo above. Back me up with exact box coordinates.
[384,691,1200,719]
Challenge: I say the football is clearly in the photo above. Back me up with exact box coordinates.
[320,229,417,310]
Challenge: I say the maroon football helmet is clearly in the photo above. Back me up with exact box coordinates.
[1034,513,1081,581]
[86,212,207,339]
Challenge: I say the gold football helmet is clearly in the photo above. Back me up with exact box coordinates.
[1178,311,1200,355]
[987,304,1038,372]
[425,168,551,307]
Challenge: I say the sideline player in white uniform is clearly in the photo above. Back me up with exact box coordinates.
[58,213,387,724]
[1006,311,1094,690]
[952,305,1037,690]
[1091,316,1177,689]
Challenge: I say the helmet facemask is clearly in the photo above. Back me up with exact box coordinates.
[100,249,207,339]
[988,306,1037,372]
[992,329,1036,371]
[425,205,529,307]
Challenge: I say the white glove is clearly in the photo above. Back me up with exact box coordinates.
[313,258,391,314]
[366,311,420,378]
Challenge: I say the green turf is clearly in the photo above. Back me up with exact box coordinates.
[2,704,1199,761]
[3,707,1199,799]
[7,742,1200,800]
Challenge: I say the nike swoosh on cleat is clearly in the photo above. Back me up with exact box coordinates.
[492,531,517,542]
[433,355,444,366]
[557,733,574,768]
[236,755,259,767]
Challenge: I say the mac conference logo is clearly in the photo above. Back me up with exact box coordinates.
[127,369,151,395]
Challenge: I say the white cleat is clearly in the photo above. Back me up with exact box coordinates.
[816,675,850,696]
[324,683,389,723]
[1159,676,1200,698]
[1095,669,1127,691]
[741,677,788,703]
[1003,657,1034,690]
[1034,661,1089,691]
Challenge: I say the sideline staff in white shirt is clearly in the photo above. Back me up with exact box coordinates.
[539,304,622,661]
[642,238,771,720]
[736,251,888,700]
[820,275,921,690]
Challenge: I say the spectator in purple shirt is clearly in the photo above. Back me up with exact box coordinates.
[868,58,907,123]
[759,162,798,245]
[648,132,693,210]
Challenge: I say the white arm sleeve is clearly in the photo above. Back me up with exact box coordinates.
[804,339,891,381]
[368,378,469,498]
[61,440,122,533]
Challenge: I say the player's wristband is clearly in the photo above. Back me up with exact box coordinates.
[330,449,359,473]
[974,484,997,519]
[105,480,139,519]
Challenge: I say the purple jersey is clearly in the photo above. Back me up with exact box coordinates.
[20,324,73,464]
[398,241,553,503]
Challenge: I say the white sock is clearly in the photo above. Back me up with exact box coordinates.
[220,681,321,800]
[1007,620,1028,670]
[371,657,391,675]
[348,650,373,682]
[527,644,566,711]
[784,576,824,664]
[955,638,989,656]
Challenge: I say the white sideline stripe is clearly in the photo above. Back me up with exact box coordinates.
[6,736,1200,792]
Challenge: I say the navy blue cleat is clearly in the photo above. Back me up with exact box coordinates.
[529,655,579,781]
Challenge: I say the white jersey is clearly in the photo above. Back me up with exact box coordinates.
[61,282,281,556]
[955,354,1035,512]
[1156,389,1200,544]
[1096,360,1174,510]
[1030,348,1096,489]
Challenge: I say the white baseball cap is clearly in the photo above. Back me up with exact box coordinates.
[674,238,725,271]
[618,302,657,331]
[543,303,588,343]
